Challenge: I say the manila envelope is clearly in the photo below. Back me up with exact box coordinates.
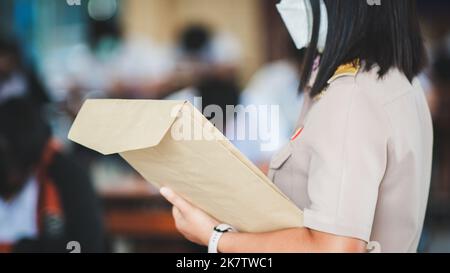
[68,99,303,232]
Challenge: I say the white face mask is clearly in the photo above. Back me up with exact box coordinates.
[276,0,328,53]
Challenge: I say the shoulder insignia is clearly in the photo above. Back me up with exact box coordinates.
[327,59,361,84]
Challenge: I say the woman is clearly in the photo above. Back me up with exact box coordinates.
[0,99,104,253]
[161,0,432,253]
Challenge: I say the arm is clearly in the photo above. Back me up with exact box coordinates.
[219,229,366,253]
[49,153,105,253]
[160,188,367,253]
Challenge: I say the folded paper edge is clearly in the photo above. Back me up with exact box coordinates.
[68,99,188,155]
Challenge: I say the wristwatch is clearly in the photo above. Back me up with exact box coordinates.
[208,224,237,253]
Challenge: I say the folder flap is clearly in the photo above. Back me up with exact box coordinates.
[68,99,186,155]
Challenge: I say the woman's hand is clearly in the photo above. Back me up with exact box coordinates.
[160,187,367,253]
[160,187,220,246]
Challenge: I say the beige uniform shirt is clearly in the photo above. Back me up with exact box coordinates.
[268,64,433,253]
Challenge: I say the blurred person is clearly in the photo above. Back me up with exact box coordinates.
[86,18,175,98]
[175,23,242,78]
[0,99,104,253]
[50,18,175,110]
[168,77,240,136]
[232,45,306,167]
[169,23,242,90]
[165,24,215,102]
[161,0,432,253]
[198,77,240,132]
[178,24,213,67]
[167,24,242,134]
[0,39,49,106]
[429,50,450,199]
[59,18,124,106]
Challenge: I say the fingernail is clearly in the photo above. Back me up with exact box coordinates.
[160,187,169,196]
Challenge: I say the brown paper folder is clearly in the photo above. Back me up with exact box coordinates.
[68,99,303,232]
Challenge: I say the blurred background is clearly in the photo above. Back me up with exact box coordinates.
[0,0,449,253]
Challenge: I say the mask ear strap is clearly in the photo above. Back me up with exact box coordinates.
[317,0,329,53]
[305,0,314,40]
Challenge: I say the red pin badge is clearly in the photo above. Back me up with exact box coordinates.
[291,127,304,141]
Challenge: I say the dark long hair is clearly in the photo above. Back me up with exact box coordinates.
[0,99,51,197]
[300,0,428,97]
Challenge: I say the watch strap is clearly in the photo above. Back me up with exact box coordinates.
[208,224,236,253]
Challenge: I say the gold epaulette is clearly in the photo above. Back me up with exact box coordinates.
[313,59,361,102]
[327,59,361,84]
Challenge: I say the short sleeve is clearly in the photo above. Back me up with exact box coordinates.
[302,82,388,242]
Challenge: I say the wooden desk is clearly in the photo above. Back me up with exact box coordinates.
[99,178,199,252]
